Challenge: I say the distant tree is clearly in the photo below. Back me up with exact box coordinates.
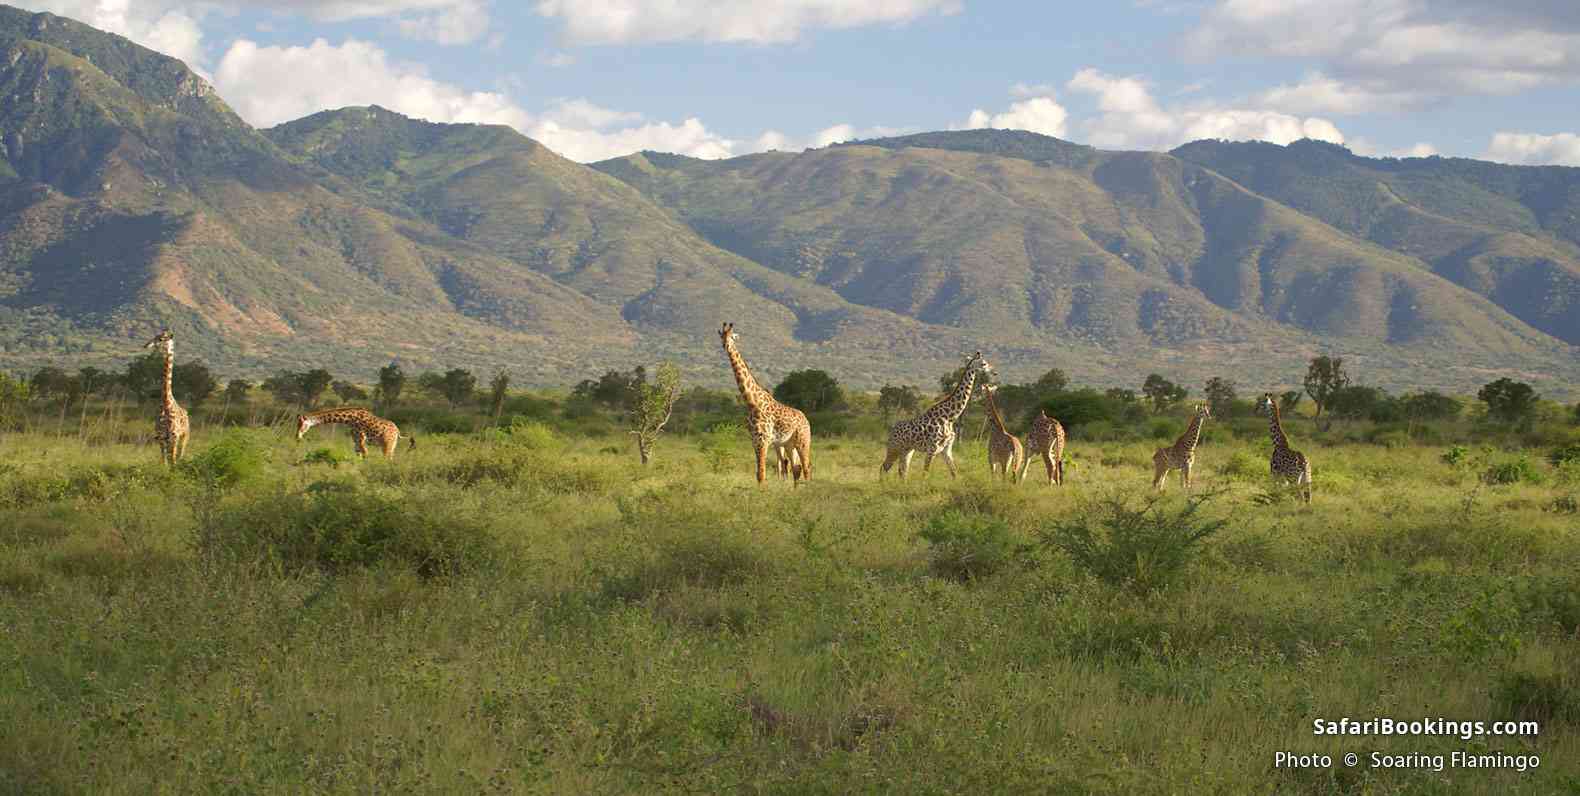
[1572,402,1580,426]
[1328,385,1388,421]
[774,369,844,412]
[1303,355,1350,418]
[878,384,922,420]
[298,369,334,408]
[440,368,478,407]
[172,361,218,407]
[261,371,304,405]
[1478,378,1539,425]
[77,366,108,397]
[1203,377,1237,416]
[1032,368,1068,395]
[490,369,511,418]
[629,362,682,465]
[123,352,165,402]
[939,362,996,395]
[1105,388,1137,404]
[377,363,406,407]
[1040,388,1120,430]
[1141,374,1187,414]
[575,368,644,409]
[332,380,369,403]
[30,367,72,402]
[1401,391,1460,422]
[0,372,30,423]
[1278,391,1303,414]
[416,371,446,397]
[225,379,252,403]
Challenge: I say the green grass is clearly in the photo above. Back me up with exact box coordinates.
[3,415,1580,794]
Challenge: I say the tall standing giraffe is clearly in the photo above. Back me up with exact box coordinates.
[1152,402,1211,491]
[296,407,406,459]
[1019,409,1067,485]
[1256,392,1312,503]
[719,323,813,486]
[880,352,991,479]
[144,330,189,465]
[982,385,1024,483]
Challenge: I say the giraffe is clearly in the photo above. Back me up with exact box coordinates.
[144,330,189,465]
[1019,409,1067,485]
[1152,402,1211,491]
[880,352,992,479]
[1255,392,1312,503]
[718,323,813,486]
[982,384,1024,483]
[296,407,405,459]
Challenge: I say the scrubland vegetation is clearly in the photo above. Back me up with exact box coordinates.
[2,361,1579,793]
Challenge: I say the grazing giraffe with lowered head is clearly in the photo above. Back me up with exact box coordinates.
[1152,402,1211,491]
[983,385,1024,482]
[144,330,189,465]
[1256,392,1312,503]
[1019,409,1067,485]
[880,352,992,479]
[296,407,408,459]
[719,322,812,486]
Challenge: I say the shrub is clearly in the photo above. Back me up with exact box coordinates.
[1440,445,1469,466]
[1495,668,1580,724]
[917,510,1017,582]
[1040,493,1227,593]
[179,430,269,488]
[1149,419,1182,441]
[1219,451,1263,482]
[196,483,498,577]
[1482,456,1544,486]
[505,419,560,450]
[696,422,742,474]
[301,447,350,468]
[1549,444,1580,468]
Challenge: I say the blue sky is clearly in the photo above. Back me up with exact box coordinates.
[16,1,1580,164]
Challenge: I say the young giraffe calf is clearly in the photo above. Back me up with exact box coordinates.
[1152,402,1211,491]
[982,385,1024,483]
[1019,409,1067,485]
[296,407,406,459]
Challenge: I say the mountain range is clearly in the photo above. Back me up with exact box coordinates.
[1,4,1576,396]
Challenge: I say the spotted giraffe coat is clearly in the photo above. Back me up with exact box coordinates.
[719,323,812,485]
[1019,410,1066,485]
[297,407,404,459]
[144,330,190,466]
[983,385,1024,482]
[1257,392,1312,503]
[881,352,991,479]
[1153,402,1210,491]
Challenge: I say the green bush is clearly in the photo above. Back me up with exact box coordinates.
[180,430,270,488]
[917,510,1017,582]
[1549,444,1580,468]
[1441,445,1469,466]
[197,483,498,577]
[1040,493,1227,593]
[1494,667,1580,724]
[301,447,350,468]
[1148,419,1182,441]
[1219,451,1263,482]
[1482,456,1544,486]
[505,418,560,450]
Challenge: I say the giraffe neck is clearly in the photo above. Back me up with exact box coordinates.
[1179,412,1206,451]
[1268,404,1289,451]
[928,367,978,422]
[160,347,176,410]
[723,338,770,409]
[985,391,1010,435]
[305,408,368,428]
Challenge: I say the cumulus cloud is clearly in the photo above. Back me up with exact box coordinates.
[1183,0,1580,106]
[1349,139,1440,158]
[1064,68,1343,150]
[961,95,1069,138]
[213,38,532,129]
[20,0,207,68]
[1484,132,1580,166]
[530,117,738,161]
[532,0,962,44]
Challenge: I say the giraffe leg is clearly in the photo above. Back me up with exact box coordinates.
[899,450,915,480]
[922,451,936,474]
[1042,451,1055,485]
[754,442,768,484]
[1017,452,1032,483]
[942,445,959,478]
[796,435,811,484]
[178,432,189,462]
[1055,454,1065,485]
[880,448,899,479]
[353,430,368,459]
[1152,451,1169,491]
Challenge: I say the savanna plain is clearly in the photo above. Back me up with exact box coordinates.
[3,388,1580,795]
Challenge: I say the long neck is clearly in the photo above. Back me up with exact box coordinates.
[1268,404,1289,451]
[160,347,175,408]
[1179,412,1205,450]
[931,367,978,421]
[723,339,767,408]
[305,408,364,428]
[985,391,1010,434]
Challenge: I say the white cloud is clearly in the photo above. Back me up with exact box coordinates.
[1349,138,1439,158]
[962,95,1069,138]
[391,1,491,45]
[1183,0,1580,104]
[538,51,577,68]
[20,1,207,68]
[532,0,962,44]
[529,117,738,162]
[213,38,532,129]
[1065,67,1343,150]
[1484,132,1580,166]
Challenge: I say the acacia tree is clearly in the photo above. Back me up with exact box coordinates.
[441,368,478,407]
[1203,377,1237,416]
[1303,355,1349,418]
[332,380,369,403]
[629,362,681,465]
[1478,378,1539,426]
[173,361,218,407]
[1279,391,1303,413]
[377,363,406,408]
[1033,368,1068,395]
[490,369,511,418]
[1142,374,1187,414]
[878,384,921,420]
[774,369,844,412]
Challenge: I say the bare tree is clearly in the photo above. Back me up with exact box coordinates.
[629,362,681,465]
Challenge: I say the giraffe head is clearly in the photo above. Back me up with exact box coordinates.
[1195,401,1212,420]
[295,412,319,441]
[144,329,174,356]
[1255,392,1277,416]
[719,322,738,347]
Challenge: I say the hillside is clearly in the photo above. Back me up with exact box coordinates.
[0,4,1576,395]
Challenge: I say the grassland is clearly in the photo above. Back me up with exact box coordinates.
[2,394,1579,794]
